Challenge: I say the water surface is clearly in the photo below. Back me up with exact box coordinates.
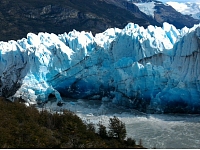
[38,98,200,149]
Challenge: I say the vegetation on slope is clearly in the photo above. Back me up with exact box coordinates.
[0,97,144,148]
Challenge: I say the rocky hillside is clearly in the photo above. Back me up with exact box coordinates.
[153,2,199,29]
[0,0,199,42]
[0,0,199,41]
[0,0,152,41]
[107,0,200,29]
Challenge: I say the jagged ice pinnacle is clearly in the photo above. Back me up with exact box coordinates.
[0,22,200,113]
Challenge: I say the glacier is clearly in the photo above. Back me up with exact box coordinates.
[134,2,156,18]
[166,2,200,20]
[1,22,200,113]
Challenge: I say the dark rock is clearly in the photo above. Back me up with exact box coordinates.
[57,101,64,107]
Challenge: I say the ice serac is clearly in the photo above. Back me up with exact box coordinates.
[0,22,200,113]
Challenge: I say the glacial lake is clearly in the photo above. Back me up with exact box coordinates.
[37,98,200,149]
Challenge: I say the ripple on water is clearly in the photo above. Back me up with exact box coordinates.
[41,98,200,149]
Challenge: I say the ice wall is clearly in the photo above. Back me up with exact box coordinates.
[0,22,200,113]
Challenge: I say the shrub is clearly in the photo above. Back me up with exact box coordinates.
[97,121,107,138]
[0,97,143,148]
[108,116,127,141]
[126,137,136,147]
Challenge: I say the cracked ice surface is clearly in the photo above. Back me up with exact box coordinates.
[0,22,200,113]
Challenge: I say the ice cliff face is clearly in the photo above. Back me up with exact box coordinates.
[1,22,200,113]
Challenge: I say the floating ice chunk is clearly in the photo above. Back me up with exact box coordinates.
[86,113,94,117]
